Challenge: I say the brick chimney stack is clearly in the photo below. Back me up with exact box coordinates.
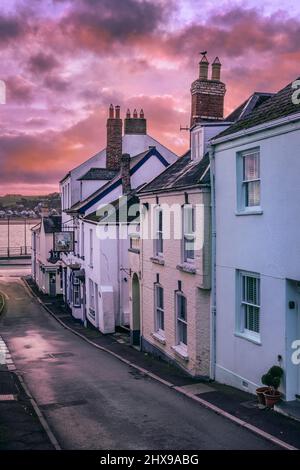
[106,104,122,170]
[124,108,147,135]
[190,54,226,126]
[121,153,131,194]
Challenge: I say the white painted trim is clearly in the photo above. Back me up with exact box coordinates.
[211,112,300,145]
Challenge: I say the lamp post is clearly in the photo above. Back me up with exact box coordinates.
[7,216,10,258]
[24,218,27,255]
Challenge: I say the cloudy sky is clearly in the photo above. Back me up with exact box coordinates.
[0,0,299,195]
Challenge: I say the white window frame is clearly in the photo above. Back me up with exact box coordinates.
[236,270,261,342]
[182,204,196,263]
[154,206,163,257]
[89,278,95,314]
[89,228,93,267]
[237,148,261,213]
[154,284,165,336]
[191,128,204,161]
[81,223,85,258]
[73,276,81,307]
[175,292,187,348]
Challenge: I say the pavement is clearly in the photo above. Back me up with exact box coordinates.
[0,336,55,450]
[0,273,300,450]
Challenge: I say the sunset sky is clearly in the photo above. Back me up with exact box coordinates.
[1,0,300,195]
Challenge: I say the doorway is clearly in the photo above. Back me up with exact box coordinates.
[286,280,300,401]
[49,272,56,297]
[131,273,141,347]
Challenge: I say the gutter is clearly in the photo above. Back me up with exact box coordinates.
[209,145,217,380]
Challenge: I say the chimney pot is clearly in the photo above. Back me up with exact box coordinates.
[126,109,131,118]
[109,104,114,118]
[140,109,144,118]
[133,109,138,118]
[212,57,221,81]
[115,105,120,119]
[199,54,209,80]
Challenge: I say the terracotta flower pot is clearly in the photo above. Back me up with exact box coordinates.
[263,390,281,408]
[256,387,270,405]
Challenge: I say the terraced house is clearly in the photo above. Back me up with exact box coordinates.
[59,105,177,332]
[210,78,300,403]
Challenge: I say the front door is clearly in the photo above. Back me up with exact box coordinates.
[131,273,141,347]
[49,273,56,297]
[286,280,300,401]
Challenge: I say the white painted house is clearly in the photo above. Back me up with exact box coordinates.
[31,210,62,296]
[59,105,177,331]
[210,79,300,401]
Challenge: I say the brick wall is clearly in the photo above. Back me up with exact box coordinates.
[139,190,211,376]
[106,115,122,170]
[191,79,226,126]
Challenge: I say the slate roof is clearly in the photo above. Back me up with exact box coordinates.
[216,78,300,139]
[138,151,210,194]
[84,192,140,224]
[77,168,118,181]
[225,92,274,122]
[67,147,170,214]
[43,215,62,233]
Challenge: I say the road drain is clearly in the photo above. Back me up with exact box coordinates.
[39,399,87,410]
[47,352,75,358]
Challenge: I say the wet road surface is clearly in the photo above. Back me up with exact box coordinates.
[0,275,279,450]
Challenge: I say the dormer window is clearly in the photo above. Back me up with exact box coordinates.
[191,128,204,161]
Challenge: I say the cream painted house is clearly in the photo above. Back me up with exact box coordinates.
[133,152,211,376]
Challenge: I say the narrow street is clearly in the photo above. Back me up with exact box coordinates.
[0,273,279,450]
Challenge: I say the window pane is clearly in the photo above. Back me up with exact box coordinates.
[178,321,187,345]
[157,309,164,331]
[245,305,260,333]
[177,295,187,322]
[158,210,163,231]
[245,180,260,207]
[243,152,259,181]
[246,276,259,304]
[157,286,163,309]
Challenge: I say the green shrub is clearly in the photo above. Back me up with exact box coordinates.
[261,365,283,394]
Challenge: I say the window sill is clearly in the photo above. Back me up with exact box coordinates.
[128,248,140,254]
[235,209,263,216]
[172,344,189,361]
[176,263,196,274]
[151,331,166,345]
[234,332,262,345]
[150,256,165,266]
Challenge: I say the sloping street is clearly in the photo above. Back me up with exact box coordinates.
[0,274,279,450]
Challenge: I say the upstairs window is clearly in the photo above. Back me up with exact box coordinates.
[89,229,93,267]
[237,149,261,212]
[183,205,195,262]
[154,207,163,256]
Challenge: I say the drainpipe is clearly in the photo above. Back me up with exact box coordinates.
[117,224,122,327]
[209,144,217,380]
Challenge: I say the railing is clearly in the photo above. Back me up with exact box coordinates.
[0,246,32,258]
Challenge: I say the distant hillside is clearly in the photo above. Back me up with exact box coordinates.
[0,193,61,212]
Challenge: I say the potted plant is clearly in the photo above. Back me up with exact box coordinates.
[255,385,270,405]
[261,365,283,408]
